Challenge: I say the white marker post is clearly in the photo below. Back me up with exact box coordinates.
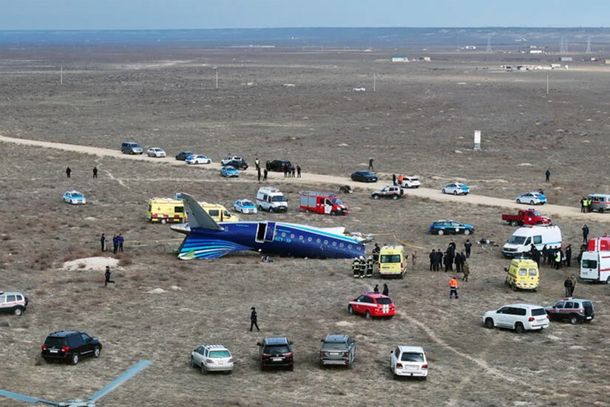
[474,130,481,150]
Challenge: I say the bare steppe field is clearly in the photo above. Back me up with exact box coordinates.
[1,47,610,406]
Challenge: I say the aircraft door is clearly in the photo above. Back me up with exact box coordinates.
[264,222,276,242]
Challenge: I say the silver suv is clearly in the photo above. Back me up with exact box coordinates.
[319,334,356,367]
[545,298,595,324]
[0,291,28,316]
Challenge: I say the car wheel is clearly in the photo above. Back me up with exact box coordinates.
[289,365,294,371]
[392,195,398,200]
[464,229,471,235]
[442,189,446,194]
[348,305,354,315]
[13,307,23,316]
[190,357,196,368]
[517,199,522,204]
[372,194,380,200]
[569,315,580,325]
[365,311,372,320]
[93,347,101,358]
[455,228,460,234]
[70,353,79,365]
[530,200,535,205]
[514,322,525,334]
[606,276,610,285]
[160,219,167,225]
[484,318,495,329]
[437,230,444,236]
[201,363,207,374]
[510,221,518,226]
[453,190,458,195]
[599,208,604,213]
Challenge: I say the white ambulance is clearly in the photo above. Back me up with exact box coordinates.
[256,187,288,212]
[502,225,562,258]
[580,237,610,284]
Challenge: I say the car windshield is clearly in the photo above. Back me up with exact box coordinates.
[45,337,65,348]
[271,196,286,202]
[377,297,392,305]
[531,210,541,216]
[322,342,347,350]
[531,308,546,316]
[507,235,527,245]
[528,269,538,276]
[380,254,401,263]
[242,202,254,207]
[401,352,424,362]
[209,350,231,358]
[264,345,290,354]
[331,198,344,205]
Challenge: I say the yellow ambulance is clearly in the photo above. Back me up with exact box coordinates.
[505,258,539,291]
[146,198,239,224]
[378,245,406,278]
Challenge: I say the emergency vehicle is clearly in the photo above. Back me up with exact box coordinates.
[347,293,396,319]
[146,198,239,224]
[378,245,406,278]
[580,237,610,284]
[298,191,348,215]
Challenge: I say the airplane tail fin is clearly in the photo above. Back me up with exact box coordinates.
[180,193,222,231]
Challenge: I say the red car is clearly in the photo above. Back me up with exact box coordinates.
[348,293,396,319]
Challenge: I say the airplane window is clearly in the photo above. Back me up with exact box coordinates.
[308,237,313,242]
[323,240,328,245]
[317,238,321,243]
[290,234,295,239]
[348,244,352,249]
[299,235,304,240]
[332,241,337,246]
[340,243,344,247]
[281,232,287,237]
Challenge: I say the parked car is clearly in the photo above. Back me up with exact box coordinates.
[400,176,421,189]
[442,182,469,195]
[501,209,551,226]
[0,291,28,316]
[63,190,86,205]
[220,166,240,178]
[190,344,234,374]
[257,337,294,371]
[41,330,102,365]
[347,293,396,319]
[233,199,258,214]
[186,154,212,165]
[390,345,428,380]
[351,170,378,183]
[146,147,166,158]
[175,151,194,161]
[428,220,474,235]
[482,304,549,333]
[266,160,292,172]
[586,193,610,213]
[319,334,356,368]
[371,185,404,200]
[221,156,248,170]
[545,298,595,325]
[121,141,143,155]
[516,191,547,205]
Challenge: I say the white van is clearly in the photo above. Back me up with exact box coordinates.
[588,194,610,213]
[502,225,562,258]
[256,187,288,213]
[580,237,610,283]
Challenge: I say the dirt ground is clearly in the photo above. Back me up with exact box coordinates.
[1,46,610,407]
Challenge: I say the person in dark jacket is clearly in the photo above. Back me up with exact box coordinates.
[66,166,72,178]
[429,249,436,271]
[530,244,540,266]
[263,169,268,181]
[382,284,389,296]
[565,244,572,267]
[582,224,589,244]
[563,277,573,297]
[464,239,472,258]
[455,252,465,273]
[100,233,106,252]
[373,284,379,294]
[545,169,551,182]
[104,266,115,287]
[93,166,98,178]
[296,165,301,178]
[112,235,118,254]
[435,249,443,271]
[250,307,260,332]
[372,243,381,262]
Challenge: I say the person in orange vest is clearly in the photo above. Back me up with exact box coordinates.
[449,276,459,299]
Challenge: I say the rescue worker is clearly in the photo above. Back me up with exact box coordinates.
[429,249,435,271]
[397,174,404,186]
[582,224,589,243]
[464,239,472,258]
[434,249,443,271]
[555,249,562,270]
[449,276,459,299]
[365,256,374,277]
[565,244,572,267]
[254,158,260,171]
[587,197,593,213]
[462,262,470,282]
[368,158,374,171]
[373,284,379,294]
[382,283,389,296]
[545,168,551,183]
[66,166,72,178]
[580,197,586,213]
[104,266,115,287]
[93,166,98,178]
[352,258,361,278]
[372,243,381,262]
[249,307,260,332]
[100,233,106,252]
[563,277,573,297]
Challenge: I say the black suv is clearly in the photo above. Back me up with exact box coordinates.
[41,330,102,365]
[266,160,292,172]
[257,337,294,371]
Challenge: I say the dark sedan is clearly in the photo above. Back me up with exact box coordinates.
[351,170,378,183]
[175,151,194,161]
[429,220,474,235]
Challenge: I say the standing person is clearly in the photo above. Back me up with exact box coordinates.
[249,307,260,332]
[66,166,72,178]
[565,244,572,267]
[569,274,577,297]
[435,249,443,272]
[397,174,404,186]
[411,252,417,268]
[93,166,98,178]
[462,261,470,282]
[118,234,124,252]
[530,244,540,266]
[542,245,548,265]
[545,168,551,183]
[254,158,260,171]
[464,239,472,258]
[554,249,562,270]
[429,249,435,271]
[382,283,389,296]
[582,224,589,244]
[563,277,573,297]
[580,197,586,213]
[296,165,301,178]
[368,158,374,171]
[373,284,379,294]
[100,233,106,252]
[257,166,261,182]
[263,169,268,181]
[455,252,465,273]
[104,266,115,287]
[372,243,381,262]
[449,276,459,299]
[283,163,288,178]
[112,235,118,254]
[392,174,397,186]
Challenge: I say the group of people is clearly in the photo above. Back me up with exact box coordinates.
[100,233,125,254]
[352,256,375,278]
[65,166,98,178]
[282,163,301,178]
[429,240,472,281]
[529,243,573,269]
[579,197,594,213]
[254,159,268,182]
[373,283,390,296]
[563,275,577,297]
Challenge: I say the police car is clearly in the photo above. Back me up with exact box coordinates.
[190,344,234,374]
[63,190,86,205]
[0,291,29,316]
[233,199,258,214]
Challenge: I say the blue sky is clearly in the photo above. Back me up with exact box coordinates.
[1,0,608,30]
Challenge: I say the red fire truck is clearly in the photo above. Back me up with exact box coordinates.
[299,191,348,215]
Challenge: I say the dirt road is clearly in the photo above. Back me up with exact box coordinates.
[0,134,605,222]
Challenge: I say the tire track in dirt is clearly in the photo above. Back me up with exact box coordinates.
[1,134,609,223]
